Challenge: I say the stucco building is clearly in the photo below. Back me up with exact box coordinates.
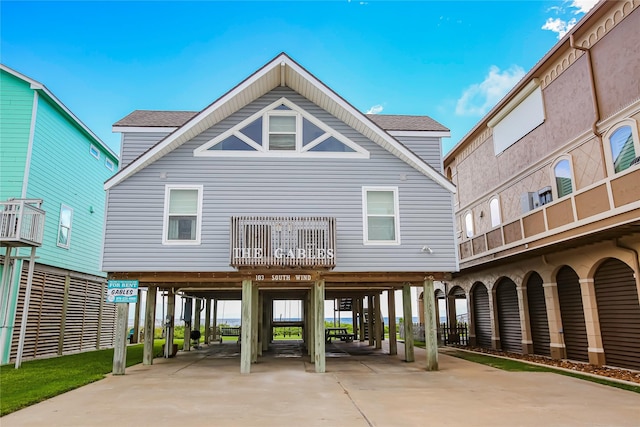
[441,0,640,370]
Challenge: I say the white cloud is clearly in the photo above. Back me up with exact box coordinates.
[570,0,599,14]
[542,17,578,39]
[542,0,598,39]
[366,104,384,114]
[455,65,525,116]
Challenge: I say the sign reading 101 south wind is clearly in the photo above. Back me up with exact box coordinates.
[107,280,139,303]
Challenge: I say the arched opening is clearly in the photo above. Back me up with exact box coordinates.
[526,272,550,356]
[556,266,589,362]
[471,282,491,349]
[496,278,522,353]
[594,258,640,370]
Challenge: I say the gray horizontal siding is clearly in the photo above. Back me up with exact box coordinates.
[104,87,456,272]
[120,131,171,168]
[394,135,443,172]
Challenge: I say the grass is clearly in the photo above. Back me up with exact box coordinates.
[0,340,172,416]
[445,348,640,394]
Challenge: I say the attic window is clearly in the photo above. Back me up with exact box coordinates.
[90,145,100,159]
[195,97,369,158]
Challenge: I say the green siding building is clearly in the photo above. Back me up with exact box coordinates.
[0,65,119,364]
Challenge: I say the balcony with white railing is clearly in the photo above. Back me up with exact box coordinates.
[0,199,46,247]
[458,166,640,267]
[230,216,336,269]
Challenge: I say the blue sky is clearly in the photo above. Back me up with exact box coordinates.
[1,0,597,158]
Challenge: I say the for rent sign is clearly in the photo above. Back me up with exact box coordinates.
[107,280,139,303]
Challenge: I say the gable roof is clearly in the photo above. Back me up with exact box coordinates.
[366,114,449,132]
[105,53,455,193]
[0,64,119,161]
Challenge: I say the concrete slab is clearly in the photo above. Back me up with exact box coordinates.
[2,341,639,426]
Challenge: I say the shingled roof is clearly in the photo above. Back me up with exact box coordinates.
[114,110,447,132]
[366,114,449,132]
[113,110,198,127]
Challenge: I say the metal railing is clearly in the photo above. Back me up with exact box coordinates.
[0,199,45,246]
[230,216,336,268]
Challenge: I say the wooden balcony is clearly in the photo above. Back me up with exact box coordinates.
[0,199,46,247]
[230,216,336,269]
[459,167,640,267]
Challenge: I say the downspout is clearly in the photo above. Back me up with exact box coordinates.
[570,34,606,170]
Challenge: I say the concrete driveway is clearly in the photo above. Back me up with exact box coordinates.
[3,341,639,426]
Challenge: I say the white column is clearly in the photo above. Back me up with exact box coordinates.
[143,286,157,365]
[402,285,414,362]
[241,280,253,374]
[15,247,36,369]
[423,278,438,371]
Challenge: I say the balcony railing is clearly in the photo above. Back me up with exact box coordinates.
[0,199,46,247]
[230,216,336,269]
[459,167,640,264]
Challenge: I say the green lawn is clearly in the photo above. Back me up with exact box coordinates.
[0,340,171,416]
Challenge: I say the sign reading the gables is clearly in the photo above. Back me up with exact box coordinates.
[233,247,335,260]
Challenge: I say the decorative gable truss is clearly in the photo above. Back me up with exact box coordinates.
[194,97,369,158]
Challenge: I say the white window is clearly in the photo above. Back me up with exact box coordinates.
[464,211,474,238]
[608,123,639,173]
[553,158,573,198]
[89,145,100,159]
[105,158,115,171]
[267,113,297,151]
[489,197,501,228]
[162,185,203,245]
[195,97,369,158]
[57,204,73,248]
[362,187,400,245]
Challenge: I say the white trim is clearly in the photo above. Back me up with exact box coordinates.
[162,185,203,246]
[387,130,451,138]
[194,97,369,158]
[112,126,178,133]
[550,155,575,200]
[89,144,100,159]
[21,92,39,198]
[362,186,401,245]
[464,210,474,238]
[0,64,118,160]
[105,54,454,193]
[57,204,73,249]
[489,196,501,228]
[602,118,640,177]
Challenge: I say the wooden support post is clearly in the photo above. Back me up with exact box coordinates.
[314,279,325,373]
[132,289,142,344]
[374,293,382,349]
[240,280,253,374]
[251,284,259,363]
[164,292,175,358]
[359,296,365,342]
[423,278,438,371]
[352,297,359,340]
[143,287,157,365]
[15,247,36,369]
[262,296,270,352]
[204,298,211,345]
[258,292,264,356]
[388,290,397,355]
[212,299,218,343]
[183,298,191,352]
[402,285,414,362]
[112,303,129,375]
[309,288,315,360]
[367,295,374,346]
[194,299,201,336]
